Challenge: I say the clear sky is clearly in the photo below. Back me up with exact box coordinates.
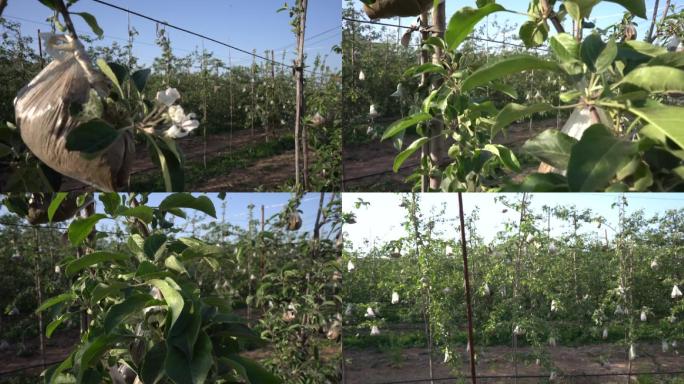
[343,193,684,251]
[352,0,681,46]
[3,0,341,69]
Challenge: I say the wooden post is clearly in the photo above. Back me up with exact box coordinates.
[37,30,45,69]
[429,1,446,190]
[32,228,46,371]
[458,193,477,383]
[251,49,256,138]
[260,205,265,277]
[294,0,309,190]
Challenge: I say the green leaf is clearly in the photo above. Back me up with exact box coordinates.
[164,255,188,275]
[36,292,77,313]
[606,0,646,18]
[550,33,580,62]
[483,144,520,172]
[164,331,213,384]
[144,234,168,259]
[403,63,446,78]
[68,214,107,245]
[445,3,506,51]
[519,20,548,48]
[47,193,69,222]
[393,137,429,172]
[595,38,618,74]
[97,59,124,96]
[140,343,166,384]
[617,66,684,93]
[628,102,684,150]
[513,172,569,192]
[648,52,684,69]
[567,124,638,191]
[104,294,152,333]
[74,334,117,381]
[119,206,154,223]
[462,55,559,92]
[38,0,57,10]
[72,12,103,38]
[149,279,184,330]
[624,40,667,57]
[492,103,553,136]
[98,193,120,215]
[522,129,578,170]
[131,68,152,92]
[563,0,597,21]
[489,82,518,99]
[159,193,216,218]
[65,251,129,276]
[224,355,282,384]
[46,314,70,338]
[581,33,606,72]
[65,119,120,154]
[381,113,432,141]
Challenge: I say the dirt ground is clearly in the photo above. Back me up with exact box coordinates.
[343,118,560,191]
[61,127,301,191]
[344,343,684,384]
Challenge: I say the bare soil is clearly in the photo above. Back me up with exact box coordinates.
[61,127,301,191]
[344,344,684,384]
[343,118,560,191]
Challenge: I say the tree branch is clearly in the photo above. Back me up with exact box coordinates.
[54,0,78,38]
[0,0,8,19]
[540,0,565,34]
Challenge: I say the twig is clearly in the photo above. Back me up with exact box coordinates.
[53,0,78,38]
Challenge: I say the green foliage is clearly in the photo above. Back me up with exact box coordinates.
[344,195,684,375]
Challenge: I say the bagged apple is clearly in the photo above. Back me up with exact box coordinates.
[14,33,133,191]
[362,0,434,20]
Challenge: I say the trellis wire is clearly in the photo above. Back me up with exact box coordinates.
[91,0,320,74]
[366,370,684,384]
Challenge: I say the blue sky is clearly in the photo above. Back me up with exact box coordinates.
[3,0,341,69]
[343,193,684,251]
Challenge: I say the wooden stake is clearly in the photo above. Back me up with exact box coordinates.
[646,0,661,42]
[293,0,309,189]
[37,30,45,69]
[458,193,477,383]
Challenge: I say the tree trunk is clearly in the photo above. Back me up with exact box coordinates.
[0,0,8,18]
[429,2,446,191]
[294,0,309,189]
[419,12,430,192]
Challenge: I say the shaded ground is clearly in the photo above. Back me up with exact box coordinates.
[61,127,304,191]
[343,118,559,191]
[344,344,684,384]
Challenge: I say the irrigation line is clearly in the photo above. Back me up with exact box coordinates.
[90,0,318,74]
[342,16,550,52]
[0,359,64,377]
[368,370,684,384]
